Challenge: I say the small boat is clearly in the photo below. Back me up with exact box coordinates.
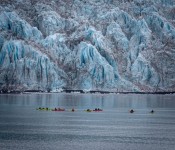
[150,110,154,113]
[36,108,52,111]
[130,109,134,113]
[52,108,65,111]
[93,108,103,112]
[85,109,92,112]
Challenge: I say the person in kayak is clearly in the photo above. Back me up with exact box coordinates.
[72,108,75,112]
[150,110,154,113]
[93,108,102,111]
[87,109,91,112]
[130,109,134,113]
[58,108,65,111]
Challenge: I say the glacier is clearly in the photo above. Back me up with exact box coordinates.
[0,0,175,92]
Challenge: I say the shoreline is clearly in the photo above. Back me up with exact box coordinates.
[0,89,175,95]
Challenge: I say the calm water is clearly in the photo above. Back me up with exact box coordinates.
[0,93,175,150]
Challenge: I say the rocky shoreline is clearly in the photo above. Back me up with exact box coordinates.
[0,89,175,95]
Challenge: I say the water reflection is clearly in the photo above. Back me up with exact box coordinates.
[0,93,175,109]
[0,94,175,150]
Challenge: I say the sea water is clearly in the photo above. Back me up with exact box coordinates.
[0,93,175,150]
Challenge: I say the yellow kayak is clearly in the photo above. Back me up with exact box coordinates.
[84,109,92,112]
[36,108,52,111]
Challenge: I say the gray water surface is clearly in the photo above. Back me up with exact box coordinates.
[0,93,175,150]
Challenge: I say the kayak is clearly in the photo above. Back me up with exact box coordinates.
[52,109,65,111]
[93,109,103,112]
[36,108,52,111]
[84,110,92,112]
[129,109,134,113]
[71,109,75,112]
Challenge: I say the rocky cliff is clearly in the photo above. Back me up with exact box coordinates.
[0,0,175,92]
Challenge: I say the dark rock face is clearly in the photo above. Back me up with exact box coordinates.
[0,0,175,92]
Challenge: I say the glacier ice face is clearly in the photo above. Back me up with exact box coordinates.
[131,54,159,86]
[0,11,43,40]
[129,18,151,63]
[77,42,115,85]
[37,11,65,37]
[0,35,4,50]
[40,33,71,60]
[106,21,129,51]
[0,40,66,91]
[84,26,119,77]
[145,13,175,41]
[35,4,79,37]
[0,0,175,92]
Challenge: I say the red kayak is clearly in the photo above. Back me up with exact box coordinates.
[93,109,103,112]
[52,108,65,111]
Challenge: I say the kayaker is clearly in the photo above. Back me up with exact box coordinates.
[130,109,134,113]
[150,110,154,113]
[87,109,91,112]
[72,108,75,112]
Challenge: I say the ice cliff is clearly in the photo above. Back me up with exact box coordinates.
[0,0,175,92]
